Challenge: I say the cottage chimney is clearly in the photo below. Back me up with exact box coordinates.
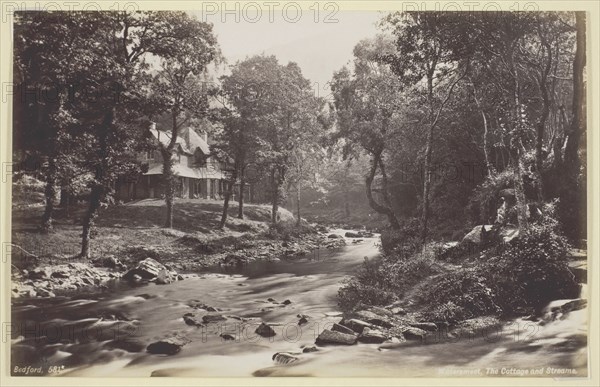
[202,131,208,143]
[149,121,156,131]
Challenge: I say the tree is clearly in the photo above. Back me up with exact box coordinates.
[221,56,318,225]
[217,56,269,223]
[383,12,467,241]
[260,62,323,224]
[76,11,218,257]
[148,14,218,228]
[13,12,106,232]
[286,100,329,225]
[331,35,405,229]
[558,11,586,239]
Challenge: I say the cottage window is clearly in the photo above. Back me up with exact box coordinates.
[195,149,206,166]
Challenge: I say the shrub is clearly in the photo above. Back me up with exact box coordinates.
[382,242,443,291]
[416,268,501,322]
[380,217,420,255]
[423,301,467,323]
[338,278,398,312]
[337,244,442,311]
[483,219,580,315]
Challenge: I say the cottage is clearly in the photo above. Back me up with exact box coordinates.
[115,123,227,201]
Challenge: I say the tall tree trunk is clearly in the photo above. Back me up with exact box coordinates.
[534,29,553,201]
[162,148,175,228]
[420,67,436,244]
[470,79,494,175]
[343,161,351,217]
[41,157,57,232]
[162,110,180,228]
[564,12,586,170]
[271,168,279,224]
[237,166,245,219]
[420,124,434,242]
[219,169,237,229]
[344,190,351,218]
[559,12,586,239]
[295,184,301,226]
[59,185,71,207]
[81,184,103,258]
[508,45,530,229]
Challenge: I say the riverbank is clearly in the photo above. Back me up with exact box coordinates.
[10,199,346,298]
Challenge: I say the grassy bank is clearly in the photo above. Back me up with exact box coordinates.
[338,209,582,326]
[12,198,295,264]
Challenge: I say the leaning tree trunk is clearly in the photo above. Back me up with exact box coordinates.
[271,168,279,224]
[80,109,113,258]
[41,157,57,232]
[237,166,245,219]
[365,151,399,229]
[219,169,237,229]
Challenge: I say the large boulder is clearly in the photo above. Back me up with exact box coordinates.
[461,225,494,245]
[340,318,372,334]
[146,336,189,355]
[255,322,276,337]
[358,327,387,344]
[202,313,227,324]
[331,323,356,336]
[155,269,175,285]
[183,314,203,326]
[123,258,166,280]
[354,310,393,328]
[315,329,357,346]
[402,327,427,341]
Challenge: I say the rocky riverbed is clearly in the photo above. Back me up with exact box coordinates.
[10,227,348,299]
[9,232,588,377]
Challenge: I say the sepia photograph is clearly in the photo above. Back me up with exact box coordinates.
[0,1,597,383]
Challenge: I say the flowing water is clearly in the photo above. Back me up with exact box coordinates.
[11,231,588,378]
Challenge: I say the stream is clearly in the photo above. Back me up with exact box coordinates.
[10,230,588,377]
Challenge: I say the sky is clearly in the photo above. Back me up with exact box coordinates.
[190,10,384,98]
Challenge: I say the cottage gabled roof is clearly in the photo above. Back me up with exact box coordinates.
[145,163,223,179]
[150,127,210,156]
